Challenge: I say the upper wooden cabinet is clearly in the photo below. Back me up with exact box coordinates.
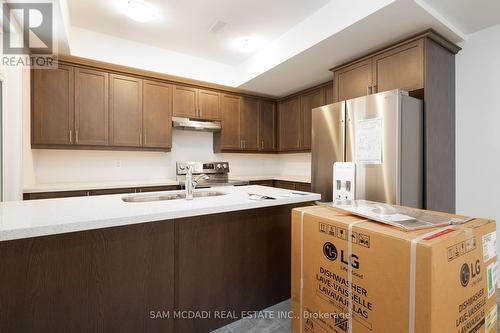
[259,100,276,151]
[172,85,220,120]
[217,94,241,150]
[300,87,325,150]
[172,85,197,118]
[276,85,328,152]
[110,74,143,147]
[32,62,173,152]
[372,39,424,93]
[278,96,301,151]
[240,97,260,150]
[143,80,172,149]
[74,68,109,146]
[332,39,425,102]
[215,96,277,152]
[32,65,74,145]
[198,89,220,120]
[334,59,373,102]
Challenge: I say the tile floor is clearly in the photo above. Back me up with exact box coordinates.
[212,294,500,333]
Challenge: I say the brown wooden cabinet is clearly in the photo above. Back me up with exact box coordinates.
[332,39,425,102]
[216,94,241,150]
[372,39,424,93]
[334,59,373,102]
[110,74,143,147]
[259,100,276,151]
[74,68,109,146]
[173,86,220,120]
[278,96,301,151]
[197,89,220,120]
[240,97,260,150]
[300,87,325,150]
[172,85,197,118]
[143,80,172,149]
[32,65,74,145]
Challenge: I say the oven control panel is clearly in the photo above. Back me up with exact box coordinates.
[176,161,229,175]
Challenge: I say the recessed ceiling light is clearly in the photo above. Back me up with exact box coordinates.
[232,37,260,53]
[121,0,158,22]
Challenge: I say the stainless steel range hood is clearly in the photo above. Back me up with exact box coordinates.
[172,117,221,132]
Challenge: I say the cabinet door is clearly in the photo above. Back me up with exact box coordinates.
[143,80,172,149]
[325,84,334,104]
[172,85,197,118]
[74,68,109,146]
[259,100,276,151]
[373,40,424,93]
[278,97,301,151]
[300,87,325,150]
[274,181,296,190]
[334,59,373,102]
[240,97,260,150]
[197,89,220,120]
[110,74,143,147]
[32,65,74,145]
[220,94,241,149]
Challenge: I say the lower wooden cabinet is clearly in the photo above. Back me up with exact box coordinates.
[249,179,312,192]
[23,185,181,200]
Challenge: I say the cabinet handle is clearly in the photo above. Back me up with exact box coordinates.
[244,140,246,149]
[75,130,79,144]
[366,86,371,95]
[261,140,264,150]
[69,130,72,143]
[144,134,147,145]
[372,84,377,93]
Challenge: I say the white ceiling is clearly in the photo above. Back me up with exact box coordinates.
[67,0,330,65]
[60,0,500,97]
[421,0,500,35]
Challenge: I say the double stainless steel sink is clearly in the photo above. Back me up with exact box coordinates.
[122,190,225,203]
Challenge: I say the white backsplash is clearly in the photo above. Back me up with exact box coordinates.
[30,130,311,185]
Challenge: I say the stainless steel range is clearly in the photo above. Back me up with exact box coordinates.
[176,161,249,188]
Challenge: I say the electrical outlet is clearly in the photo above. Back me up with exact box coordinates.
[333,162,356,201]
[115,160,122,168]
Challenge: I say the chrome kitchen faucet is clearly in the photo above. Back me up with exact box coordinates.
[185,165,209,200]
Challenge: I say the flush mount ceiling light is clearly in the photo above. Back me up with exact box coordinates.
[232,37,260,53]
[121,0,158,22]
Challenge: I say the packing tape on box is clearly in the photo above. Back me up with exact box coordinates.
[347,220,365,333]
[299,207,324,333]
[299,208,367,333]
[408,225,474,333]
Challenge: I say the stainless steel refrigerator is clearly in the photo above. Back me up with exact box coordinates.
[311,89,423,207]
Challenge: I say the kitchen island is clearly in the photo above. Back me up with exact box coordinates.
[0,185,320,333]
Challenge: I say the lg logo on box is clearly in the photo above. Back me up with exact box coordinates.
[323,242,359,269]
[460,260,481,287]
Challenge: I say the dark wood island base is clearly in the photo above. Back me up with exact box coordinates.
[0,203,311,333]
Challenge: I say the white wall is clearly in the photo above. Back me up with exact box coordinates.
[28,130,312,185]
[456,24,500,263]
[1,66,29,201]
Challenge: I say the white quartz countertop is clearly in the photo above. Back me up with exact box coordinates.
[1,185,320,242]
[23,175,311,193]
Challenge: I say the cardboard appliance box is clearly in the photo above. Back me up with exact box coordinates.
[291,206,497,333]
